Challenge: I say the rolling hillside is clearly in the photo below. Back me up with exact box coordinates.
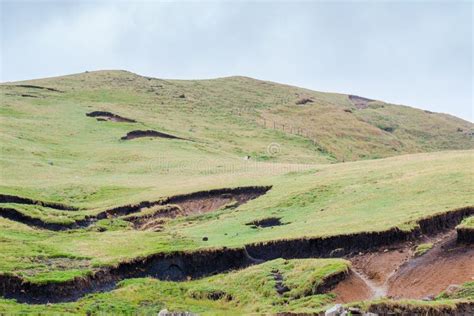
[0,70,473,314]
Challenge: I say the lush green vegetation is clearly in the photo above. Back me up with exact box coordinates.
[0,70,472,313]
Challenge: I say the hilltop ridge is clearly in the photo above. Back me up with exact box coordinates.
[2,70,472,163]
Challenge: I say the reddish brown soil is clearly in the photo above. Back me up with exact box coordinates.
[387,232,474,299]
[332,230,474,302]
[124,187,271,231]
[173,195,235,215]
[351,245,411,287]
[332,270,372,303]
[168,191,266,215]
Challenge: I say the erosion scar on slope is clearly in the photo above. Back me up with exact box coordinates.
[0,206,472,304]
[332,230,474,303]
[0,186,272,231]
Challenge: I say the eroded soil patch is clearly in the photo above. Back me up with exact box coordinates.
[86,111,136,123]
[387,232,474,299]
[348,95,374,109]
[295,98,313,105]
[13,85,63,93]
[0,205,472,304]
[333,230,474,303]
[246,217,284,228]
[0,186,272,231]
[163,186,271,216]
[0,194,78,211]
[124,205,182,231]
[121,130,186,140]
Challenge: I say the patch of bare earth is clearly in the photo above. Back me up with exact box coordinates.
[348,95,374,109]
[126,187,271,231]
[86,111,136,123]
[387,231,474,299]
[166,189,268,215]
[120,130,185,140]
[332,270,372,302]
[332,230,474,303]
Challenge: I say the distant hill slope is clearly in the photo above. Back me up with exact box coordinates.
[1,70,472,164]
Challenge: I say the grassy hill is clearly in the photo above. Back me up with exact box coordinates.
[0,70,472,314]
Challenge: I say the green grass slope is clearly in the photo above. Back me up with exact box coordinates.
[0,70,473,313]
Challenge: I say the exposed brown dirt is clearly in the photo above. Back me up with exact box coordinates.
[332,230,474,302]
[0,186,272,231]
[296,98,314,105]
[348,95,374,109]
[86,111,136,123]
[124,205,182,231]
[125,186,272,231]
[162,186,271,215]
[167,194,235,215]
[365,301,474,316]
[387,232,474,299]
[121,130,186,140]
[332,270,372,303]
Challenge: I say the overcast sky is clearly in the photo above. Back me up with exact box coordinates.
[1,1,472,121]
